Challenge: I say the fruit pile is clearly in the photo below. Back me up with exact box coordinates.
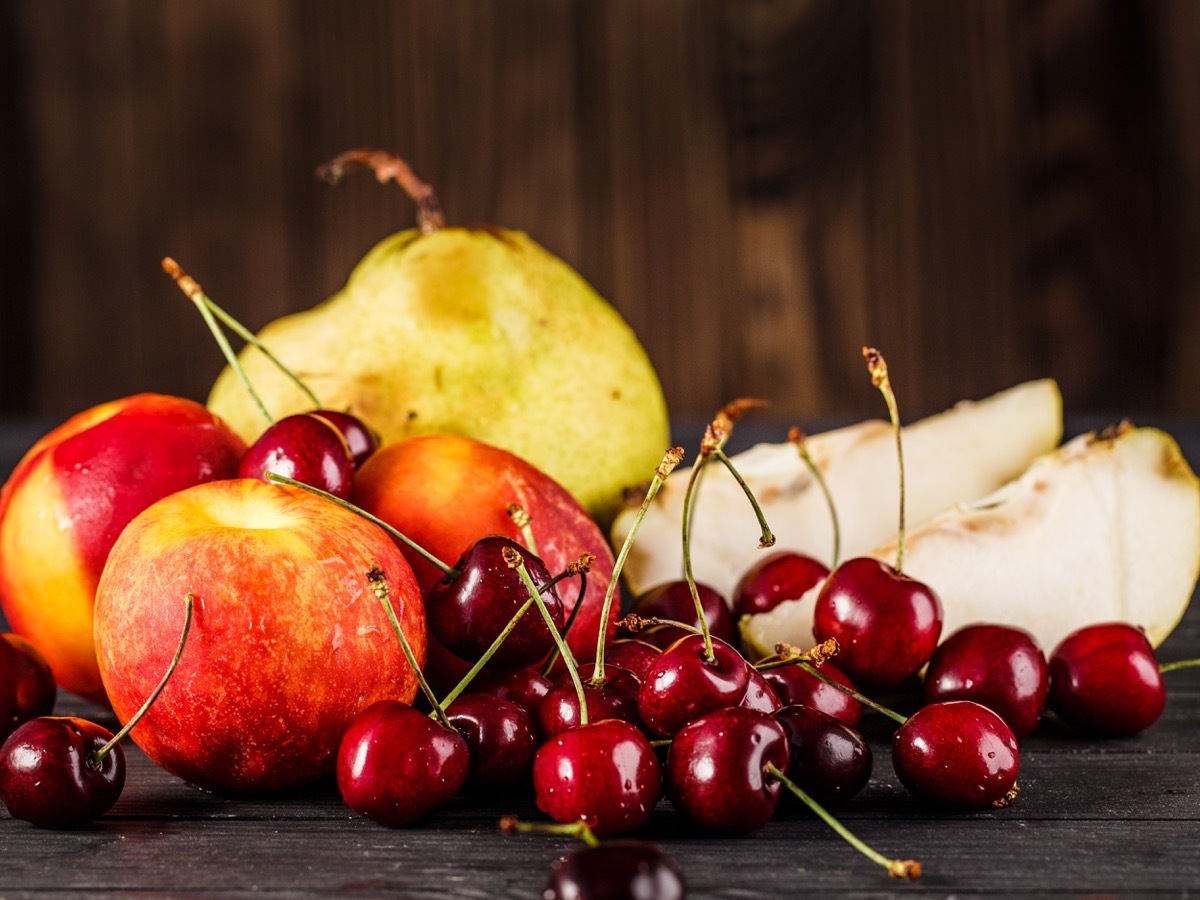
[1,152,1198,897]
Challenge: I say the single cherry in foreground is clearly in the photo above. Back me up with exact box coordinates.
[924,623,1049,738]
[544,840,686,900]
[773,704,872,807]
[0,634,56,741]
[445,693,536,796]
[734,550,830,618]
[638,634,752,737]
[239,412,356,499]
[892,700,1019,809]
[758,656,861,727]
[1048,622,1165,736]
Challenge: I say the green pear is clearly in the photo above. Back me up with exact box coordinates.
[207,151,668,523]
[612,378,1063,599]
[742,423,1200,658]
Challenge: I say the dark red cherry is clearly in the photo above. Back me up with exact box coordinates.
[924,624,1048,738]
[0,634,57,740]
[773,704,872,807]
[424,536,565,668]
[544,840,686,900]
[892,700,1019,809]
[336,701,469,827]
[308,409,380,468]
[758,657,861,727]
[0,716,125,828]
[739,666,783,715]
[1048,622,1165,736]
[474,665,553,728]
[533,718,661,837]
[812,557,943,687]
[666,707,789,834]
[445,693,537,795]
[239,412,355,498]
[630,581,738,650]
[539,664,643,739]
[638,634,752,737]
[603,639,662,684]
[734,550,829,618]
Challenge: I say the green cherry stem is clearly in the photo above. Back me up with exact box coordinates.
[439,596,537,711]
[1160,658,1200,674]
[507,547,587,726]
[765,763,921,880]
[93,594,194,764]
[789,427,841,566]
[711,448,775,549]
[794,657,907,726]
[499,815,600,848]
[592,447,685,685]
[680,448,716,659]
[541,560,592,677]
[864,347,907,573]
[368,568,451,729]
[265,473,457,578]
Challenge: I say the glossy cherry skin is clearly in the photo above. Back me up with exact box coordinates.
[533,718,661,837]
[544,840,685,900]
[638,634,752,737]
[539,664,643,739]
[733,550,829,618]
[892,700,1019,809]
[424,536,565,668]
[238,412,356,498]
[773,704,872,806]
[758,657,861,727]
[0,634,57,741]
[474,666,553,730]
[603,639,662,684]
[629,581,738,650]
[0,716,125,828]
[1048,622,1165,736]
[308,410,380,468]
[666,707,789,833]
[739,666,783,714]
[812,557,943,687]
[336,701,469,827]
[924,624,1049,738]
[445,693,537,795]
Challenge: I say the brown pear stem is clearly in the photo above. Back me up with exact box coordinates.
[317,149,447,235]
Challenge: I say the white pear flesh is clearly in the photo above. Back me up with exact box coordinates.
[612,379,1063,601]
[874,424,1200,653]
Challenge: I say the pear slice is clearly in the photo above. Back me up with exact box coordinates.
[612,379,1063,600]
[871,423,1200,653]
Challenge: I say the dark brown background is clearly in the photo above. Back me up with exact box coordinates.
[3,0,1198,425]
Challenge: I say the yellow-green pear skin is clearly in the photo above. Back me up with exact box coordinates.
[207,227,669,522]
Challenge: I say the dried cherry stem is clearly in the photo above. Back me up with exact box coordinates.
[541,557,593,677]
[162,258,322,419]
[863,347,907,572]
[265,473,457,578]
[753,637,839,671]
[765,763,921,881]
[499,815,600,848]
[789,427,841,566]
[616,613,703,637]
[592,447,685,685]
[507,548,588,727]
[368,568,451,729]
[774,641,907,725]
[317,148,447,235]
[93,594,194,764]
[1160,659,1200,674]
[506,504,539,556]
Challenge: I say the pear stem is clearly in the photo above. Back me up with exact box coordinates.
[507,548,587,726]
[317,148,447,235]
[1160,658,1200,674]
[368,568,450,728]
[592,447,685,684]
[765,763,921,880]
[499,815,600,848]
[863,348,906,573]
[712,449,775,549]
[93,594,194,764]
[789,427,841,567]
[264,473,457,577]
[506,504,539,556]
[162,258,274,427]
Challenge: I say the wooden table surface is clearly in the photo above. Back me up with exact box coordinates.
[1,416,1199,898]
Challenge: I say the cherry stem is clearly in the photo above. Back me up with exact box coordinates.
[765,763,921,880]
[440,596,537,712]
[541,565,590,678]
[1160,658,1200,674]
[368,568,451,728]
[499,815,600,848]
[93,594,194,764]
[753,637,840,671]
[797,659,906,725]
[507,504,538,556]
[616,613,704,637]
[789,427,841,566]
[265,473,457,577]
[317,148,447,235]
[863,347,906,572]
[712,449,775,549]
[680,450,715,659]
[507,548,588,726]
[593,447,685,684]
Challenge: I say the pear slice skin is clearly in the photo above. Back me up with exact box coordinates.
[612,379,1063,600]
[207,227,669,524]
